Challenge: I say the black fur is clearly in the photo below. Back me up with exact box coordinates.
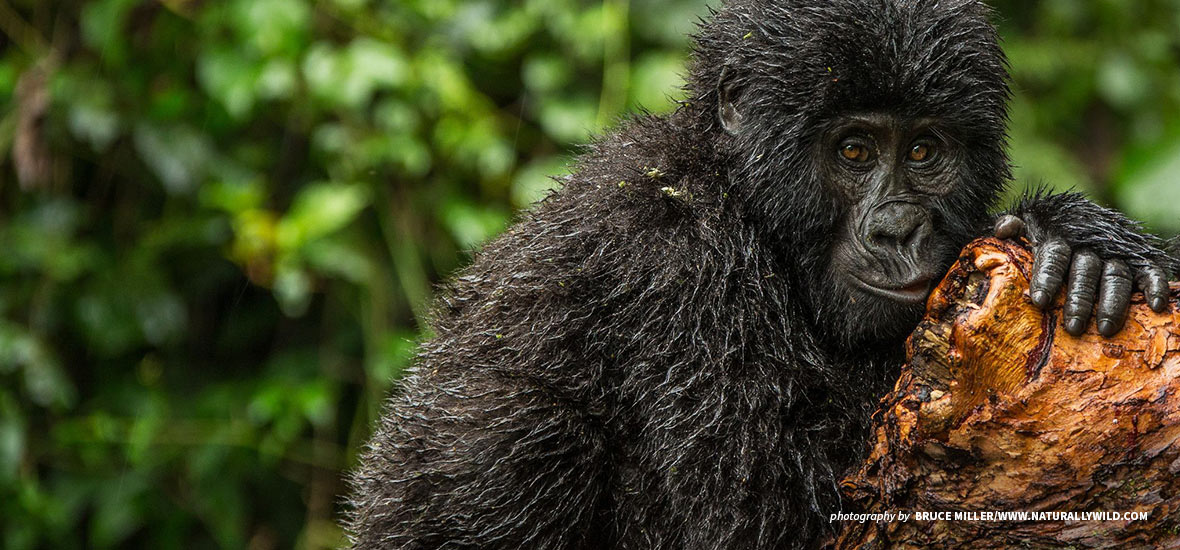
[1008,187,1178,275]
[345,1,1175,548]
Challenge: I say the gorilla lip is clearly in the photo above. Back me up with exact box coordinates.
[851,275,933,304]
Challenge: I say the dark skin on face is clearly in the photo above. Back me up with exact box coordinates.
[822,113,954,307]
[800,112,1172,339]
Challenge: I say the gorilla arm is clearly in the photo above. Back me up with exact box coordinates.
[346,364,607,550]
[344,197,615,549]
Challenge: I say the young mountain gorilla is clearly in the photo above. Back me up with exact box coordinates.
[347,0,1178,548]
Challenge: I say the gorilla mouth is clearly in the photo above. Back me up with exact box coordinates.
[851,275,933,304]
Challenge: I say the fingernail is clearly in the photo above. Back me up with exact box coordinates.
[1098,320,1116,337]
[1065,318,1084,335]
[1031,290,1049,307]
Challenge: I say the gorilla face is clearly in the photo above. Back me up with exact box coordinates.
[821,113,965,339]
[706,1,1010,348]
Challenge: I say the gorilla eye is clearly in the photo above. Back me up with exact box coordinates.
[908,142,936,164]
[839,142,870,163]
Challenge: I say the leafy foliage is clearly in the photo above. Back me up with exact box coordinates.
[0,0,1176,548]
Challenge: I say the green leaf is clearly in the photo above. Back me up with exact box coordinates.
[74,289,143,358]
[1097,52,1149,109]
[134,290,186,346]
[1116,135,1180,235]
[1003,96,1095,202]
[132,123,213,195]
[302,236,377,285]
[0,322,76,409]
[303,39,410,109]
[0,391,25,482]
[347,38,410,92]
[536,95,598,144]
[90,474,149,549]
[200,179,266,213]
[234,0,310,57]
[297,380,334,428]
[79,0,140,67]
[277,182,371,252]
[629,52,688,113]
[256,58,297,100]
[273,265,313,317]
[511,156,570,208]
[66,81,120,151]
[522,54,571,92]
[440,199,509,249]
[197,47,261,120]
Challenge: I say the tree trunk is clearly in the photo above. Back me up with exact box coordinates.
[826,238,1180,549]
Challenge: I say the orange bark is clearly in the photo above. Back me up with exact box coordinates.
[827,238,1180,549]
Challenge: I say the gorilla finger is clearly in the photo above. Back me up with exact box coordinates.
[1030,238,1071,309]
[993,215,1026,240]
[1096,260,1134,338]
[1135,264,1171,313]
[1062,250,1101,337]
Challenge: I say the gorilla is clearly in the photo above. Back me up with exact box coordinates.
[346,1,1178,548]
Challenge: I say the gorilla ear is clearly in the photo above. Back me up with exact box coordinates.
[717,65,745,135]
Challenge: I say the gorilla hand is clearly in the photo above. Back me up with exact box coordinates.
[994,212,1174,338]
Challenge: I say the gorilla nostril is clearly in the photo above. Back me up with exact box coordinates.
[864,202,931,254]
[903,219,932,250]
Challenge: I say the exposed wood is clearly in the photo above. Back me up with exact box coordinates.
[827,238,1180,549]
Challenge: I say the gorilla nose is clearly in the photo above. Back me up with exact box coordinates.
[863,202,932,256]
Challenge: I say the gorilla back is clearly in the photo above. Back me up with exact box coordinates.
[349,1,1027,548]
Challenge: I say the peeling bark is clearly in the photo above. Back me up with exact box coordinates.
[827,238,1180,549]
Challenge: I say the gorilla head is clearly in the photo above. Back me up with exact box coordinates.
[688,0,1011,345]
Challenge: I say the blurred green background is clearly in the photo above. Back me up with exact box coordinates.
[0,0,1178,548]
